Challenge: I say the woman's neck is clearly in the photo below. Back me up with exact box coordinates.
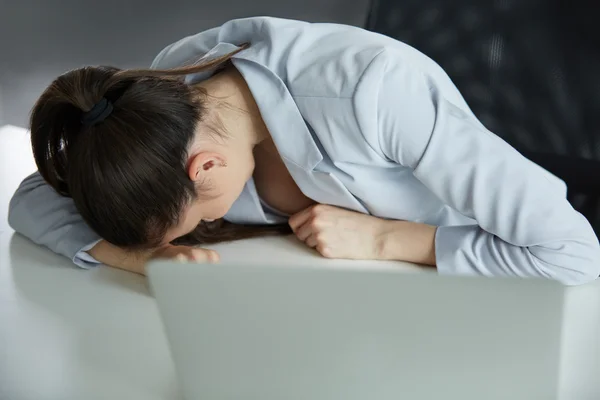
[199,67,315,214]
[198,67,269,147]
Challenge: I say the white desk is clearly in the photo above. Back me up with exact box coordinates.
[0,125,421,400]
[1,124,600,400]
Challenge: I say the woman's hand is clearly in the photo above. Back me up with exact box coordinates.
[288,204,389,260]
[288,204,437,265]
[151,244,220,264]
[88,240,219,275]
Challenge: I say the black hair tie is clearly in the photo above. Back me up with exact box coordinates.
[81,97,114,126]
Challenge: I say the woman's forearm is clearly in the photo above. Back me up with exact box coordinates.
[378,220,437,266]
[87,240,220,275]
[87,240,149,274]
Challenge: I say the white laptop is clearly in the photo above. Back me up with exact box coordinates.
[147,261,565,400]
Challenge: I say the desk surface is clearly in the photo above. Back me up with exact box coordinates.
[0,125,421,400]
[4,124,600,400]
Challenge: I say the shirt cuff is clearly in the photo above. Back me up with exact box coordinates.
[72,239,103,269]
[435,224,481,276]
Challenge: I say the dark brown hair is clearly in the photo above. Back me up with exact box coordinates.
[30,45,290,250]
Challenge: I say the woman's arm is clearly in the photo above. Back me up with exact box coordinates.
[9,173,219,274]
[8,173,147,272]
[9,172,103,268]
[361,49,600,285]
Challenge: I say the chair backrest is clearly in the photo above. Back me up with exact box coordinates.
[366,0,600,234]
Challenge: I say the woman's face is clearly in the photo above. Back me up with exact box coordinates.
[161,133,255,245]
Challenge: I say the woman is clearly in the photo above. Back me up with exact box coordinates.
[8,17,600,284]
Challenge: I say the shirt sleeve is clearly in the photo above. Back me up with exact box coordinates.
[370,50,600,285]
[8,172,103,268]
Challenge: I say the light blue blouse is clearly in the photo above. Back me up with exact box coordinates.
[8,17,600,284]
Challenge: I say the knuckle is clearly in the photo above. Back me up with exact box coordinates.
[311,204,325,216]
[315,233,326,244]
[309,219,322,230]
[318,246,333,258]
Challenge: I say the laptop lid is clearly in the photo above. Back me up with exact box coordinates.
[147,261,564,400]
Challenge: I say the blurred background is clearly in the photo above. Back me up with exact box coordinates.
[2,0,600,229]
[0,0,369,127]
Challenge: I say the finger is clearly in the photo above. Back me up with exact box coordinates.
[288,205,317,231]
[305,234,319,248]
[294,220,314,241]
[205,249,220,263]
[316,244,333,258]
[189,248,220,263]
[175,253,188,263]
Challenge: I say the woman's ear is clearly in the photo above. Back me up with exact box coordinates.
[187,152,228,182]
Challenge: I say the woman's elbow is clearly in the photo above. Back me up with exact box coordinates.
[7,172,48,235]
[557,258,600,286]
[8,190,26,234]
[531,237,600,286]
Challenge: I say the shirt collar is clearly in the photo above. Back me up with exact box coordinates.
[186,41,324,171]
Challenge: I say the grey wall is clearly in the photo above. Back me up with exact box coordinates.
[0,0,369,127]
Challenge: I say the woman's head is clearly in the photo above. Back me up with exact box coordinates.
[30,47,286,250]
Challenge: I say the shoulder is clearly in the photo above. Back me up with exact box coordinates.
[351,48,469,166]
[150,16,425,99]
[264,20,402,98]
[149,17,315,70]
[173,17,411,98]
[279,35,438,165]
[148,17,299,69]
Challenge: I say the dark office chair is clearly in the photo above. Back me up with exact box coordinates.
[366,0,600,234]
